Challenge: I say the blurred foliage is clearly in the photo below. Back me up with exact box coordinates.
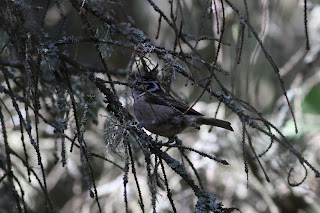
[302,83,320,114]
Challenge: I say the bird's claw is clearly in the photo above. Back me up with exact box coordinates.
[137,123,145,128]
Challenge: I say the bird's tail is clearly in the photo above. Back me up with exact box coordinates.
[196,117,234,131]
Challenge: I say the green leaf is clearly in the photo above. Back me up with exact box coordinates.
[302,83,320,114]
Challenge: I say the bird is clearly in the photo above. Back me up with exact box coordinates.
[132,70,233,142]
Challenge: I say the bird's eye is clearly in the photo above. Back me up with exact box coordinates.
[145,81,160,92]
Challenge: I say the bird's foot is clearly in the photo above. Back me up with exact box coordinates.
[160,137,177,146]
[137,123,145,128]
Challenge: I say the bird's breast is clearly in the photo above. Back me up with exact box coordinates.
[133,97,188,138]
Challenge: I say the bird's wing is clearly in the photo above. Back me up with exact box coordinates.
[144,92,203,116]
